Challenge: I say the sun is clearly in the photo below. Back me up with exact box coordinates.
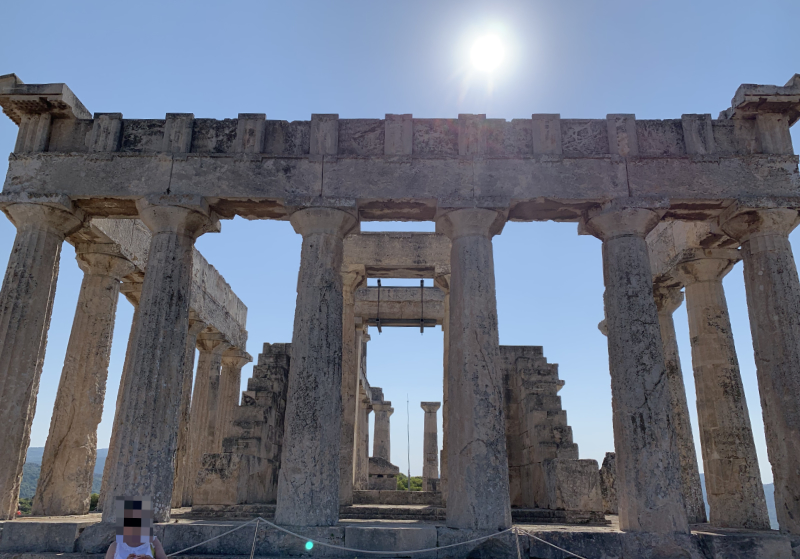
[470,35,505,72]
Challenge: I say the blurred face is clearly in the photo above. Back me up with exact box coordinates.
[115,498,153,547]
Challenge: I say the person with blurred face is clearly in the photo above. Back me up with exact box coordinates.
[104,497,167,559]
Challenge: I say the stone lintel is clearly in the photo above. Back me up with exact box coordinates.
[343,232,450,279]
[354,286,444,325]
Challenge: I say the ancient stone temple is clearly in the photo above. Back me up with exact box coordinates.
[1,72,799,558]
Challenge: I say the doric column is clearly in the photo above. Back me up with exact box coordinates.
[437,276,450,504]
[372,402,394,461]
[673,250,770,529]
[182,330,229,505]
[33,244,135,516]
[720,206,800,534]
[421,402,441,491]
[275,207,357,526]
[101,195,218,523]
[0,196,83,520]
[172,313,206,508]
[97,281,143,512]
[340,270,364,506]
[354,396,372,490]
[217,348,251,448]
[436,207,511,531]
[584,206,689,534]
[653,287,707,525]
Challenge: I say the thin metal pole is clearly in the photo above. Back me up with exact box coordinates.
[407,393,411,492]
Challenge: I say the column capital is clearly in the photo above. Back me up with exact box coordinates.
[187,311,207,337]
[672,249,741,285]
[196,331,230,354]
[719,205,800,243]
[421,401,441,413]
[373,403,394,415]
[221,347,252,369]
[289,207,358,238]
[75,243,136,281]
[341,267,366,296]
[0,194,84,237]
[435,208,506,240]
[583,206,664,241]
[653,286,684,315]
[120,281,144,306]
[136,195,220,239]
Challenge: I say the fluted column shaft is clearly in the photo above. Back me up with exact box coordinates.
[275,207,357,526]
[172,315,206,508]
[440,284,450,504]
[372,403,394,461]
[354,398,371,490]
[676,255,769,529]
[101,196,217,522]
[339,273,363,506]
[0,201,83,520]
[33,247,135,516]
[436,208,511,531]
[97,282,143,512]
[586,207,689,534]
[421,402,440,490]
[721,208,800,534]
[217,348,250,448]
[654,288,707,525]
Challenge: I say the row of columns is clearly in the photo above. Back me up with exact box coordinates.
[1,198,799,535]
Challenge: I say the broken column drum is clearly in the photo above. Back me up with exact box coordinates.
[372,402,394,462]
[421,402,441,492]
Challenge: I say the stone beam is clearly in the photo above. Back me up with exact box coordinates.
[353,286,444,324]
[2,76,799,222]
[70,218,247,349]
[343,232,450,279]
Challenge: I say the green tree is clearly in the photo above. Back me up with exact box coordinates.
[396,473,424,491]
[90,493,99,511]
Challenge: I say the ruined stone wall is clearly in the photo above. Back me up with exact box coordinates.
[500,345,602,512]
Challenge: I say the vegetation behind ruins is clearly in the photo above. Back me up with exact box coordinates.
[396,473,424,491]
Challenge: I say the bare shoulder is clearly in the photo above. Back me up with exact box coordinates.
[104,541,116,559]
[152,537,167,559]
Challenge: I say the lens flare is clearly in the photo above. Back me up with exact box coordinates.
[305,541,314,550]
[470,35,505,72]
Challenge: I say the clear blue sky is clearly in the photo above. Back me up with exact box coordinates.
[1,0,798,480]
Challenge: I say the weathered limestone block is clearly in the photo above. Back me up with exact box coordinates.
[720,206,800,534]
[275,207,357,526]
[436,207,511,531]
[32,245,135,516]
[101,195,218,523]
[368,457,400,491]
[0,195,84,520]
[372,401,394,462]
[542,459,603,512]
[194,343,290,505]
[172,313,206,508]
[584,205,689,534]
[675,252,770,529]
[421,402,440,492]
[653,287,708,524]
[599,452,618,514]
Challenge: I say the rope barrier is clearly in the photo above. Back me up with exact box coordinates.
[165,516,594,558]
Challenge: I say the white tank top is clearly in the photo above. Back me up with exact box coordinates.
[114,536,156,559]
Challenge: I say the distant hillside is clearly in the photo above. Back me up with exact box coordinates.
[21,448,106,500]
[26,447,107,476]
[699,474,777,530]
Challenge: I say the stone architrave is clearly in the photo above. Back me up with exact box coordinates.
[97,281,143,512]
[584,206,689,534]
[275,207,357,526]
[653,287,707,525]
[217,348,252,448]
[340,270,364,506]
[436,208,512,531]
[420,402,441,491]
[675,251,770,529]
[172,313,206,508]
[32,244,135,516]
[101,195,218,523]
[372,402,394,462]
[719,208,800,532]
[0,197,83,520]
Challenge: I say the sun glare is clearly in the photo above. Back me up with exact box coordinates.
[470,35,505,72]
